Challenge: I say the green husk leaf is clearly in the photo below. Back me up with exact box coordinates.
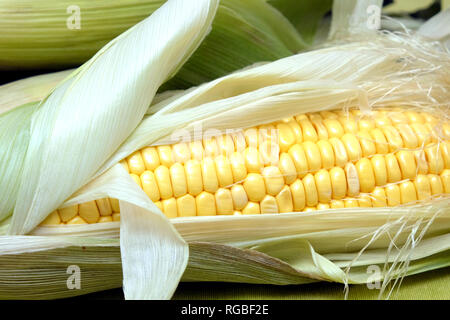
[267,0,332,44]
[0,70,71,116]
[0,103,36,222]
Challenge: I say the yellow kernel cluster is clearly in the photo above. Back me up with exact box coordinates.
[40,108,450,226]
[41,199,121,225]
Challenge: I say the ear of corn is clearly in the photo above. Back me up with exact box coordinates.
[40,107,450,225]
[0,0,310,91]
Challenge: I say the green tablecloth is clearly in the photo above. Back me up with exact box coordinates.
[77,267,449,300]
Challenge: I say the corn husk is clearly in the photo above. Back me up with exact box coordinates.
[0,0,310,91]
[0,0,449,300]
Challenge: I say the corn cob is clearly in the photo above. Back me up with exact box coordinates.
[40,107,450,225]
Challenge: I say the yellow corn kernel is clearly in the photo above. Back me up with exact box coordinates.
[323,118,345,138]
[184,159,203,196]
[385,184,401,206]
[241,201,260,215]
[290,179,306,211]
[356,158,375,193]
[154,165,173,199]
[330,200,345,208]
[297,114,318,142]
[231,185,248,210]
[338,114,358,134]
[140,171,160,202]
[201,158,219,193]
[370,128,389,154]
[303,141,322,173]
[358,194,372,207]
[344,199,359,208]
[58,205,78,222]
[309,114,328,140]
[40,211,61,226]
[162,198,178,218]
[276,185,293,213]
[79,201,100,223]
[196,191,216,216]
[96,198,113,216]
[286,119,303,143]
[190,140,204,160]
[229,152,247,183]
[278,153,297,184]
[215,156,234,188]
[329,137,348,167]
[260,195,278,214]
[157,145,174,167]
[329,167,346,199]
[341,133,362,162]
[382,126,403,152]
[110,198,120,212]
[127,151,146,175]
[372,187,387,207]
[317,140,335,169]
[170,163,187,197]
[141,147,160,170]
[98,216,113,223]
[396,150,417,180]
[428,174,443,195]
[172,143,191,163]
[276,123,296,152]
[315,169,332,203]
[358,131,376,157]
[414,174,431,201]
[215,188,234,215]
[203,137,219,158]
[67,216,88,225]
[385,154,402,183]
[414,150,429,174]
[243,173,266,202]
[288,144,309,178]
[262,166,284,196]
[177,194,196,217]
[371,155,387,186]
[302,173,318,207]
[399,181,417,204]
[425,144,444,174]
[244,147,263,173]
[396,124,418,149]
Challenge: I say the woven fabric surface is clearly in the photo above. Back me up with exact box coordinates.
[73,266,449,300]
